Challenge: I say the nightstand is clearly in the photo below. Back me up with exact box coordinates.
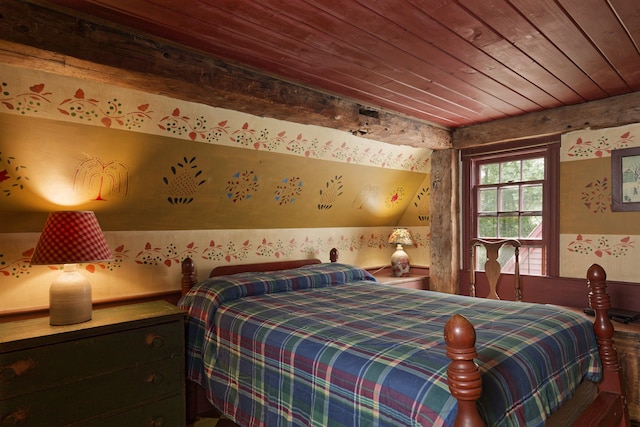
[0,301,186,426]
[370,266,429,290]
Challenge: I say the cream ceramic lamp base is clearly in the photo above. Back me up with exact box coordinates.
[49,263,92,325]
[391,243,411,277]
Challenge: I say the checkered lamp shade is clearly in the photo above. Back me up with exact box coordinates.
[31,211,113,265]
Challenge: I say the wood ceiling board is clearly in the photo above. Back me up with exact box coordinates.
[196,1,519,124]
[323,0,530,117]
[356,0,542,114]
[412,0,563,110]
[559,0,640,91]
[610,0,640,49]
[245,0,515,119]
[509,0,630,97]
[459,0,605,100]
[442,0,580,107]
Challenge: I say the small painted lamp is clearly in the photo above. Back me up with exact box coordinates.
[31,211,112,325]
[388,227,413,277]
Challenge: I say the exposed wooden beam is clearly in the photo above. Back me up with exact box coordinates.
[0,0,451,149]
[453,91,640,149]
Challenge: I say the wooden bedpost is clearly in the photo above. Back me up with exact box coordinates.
[181,257,196,296]
[330,247,339,262]
[444,314,485,427]
[585,264,630,427]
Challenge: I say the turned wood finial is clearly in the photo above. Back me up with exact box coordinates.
[181,257,196,296]
[330,247,339,262]
[444,314,486,427]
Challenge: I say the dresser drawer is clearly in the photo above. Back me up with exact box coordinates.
[1,320,183,400]
[1,357,183,426]
[74,394,185,427]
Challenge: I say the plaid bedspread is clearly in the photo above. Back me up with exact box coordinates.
[179,263,601,427]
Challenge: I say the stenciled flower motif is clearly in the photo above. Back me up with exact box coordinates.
[226,170,259,203]
[0,152,29,197]
[581,178,609,214]
[275,176,303,205]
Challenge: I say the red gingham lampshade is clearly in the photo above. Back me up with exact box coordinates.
[31,211,113,265]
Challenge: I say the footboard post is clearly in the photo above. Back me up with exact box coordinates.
[587,264,630,426]
[444,314,486,427]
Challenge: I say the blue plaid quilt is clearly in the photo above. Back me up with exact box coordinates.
[178,263,601,426]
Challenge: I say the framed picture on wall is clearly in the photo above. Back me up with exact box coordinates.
[611,146,640,212]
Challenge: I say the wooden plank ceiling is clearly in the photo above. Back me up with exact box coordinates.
[29,0,640,130]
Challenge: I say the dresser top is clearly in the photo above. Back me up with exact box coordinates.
[0,301,185,352]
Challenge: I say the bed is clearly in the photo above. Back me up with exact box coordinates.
[178,251,629,426]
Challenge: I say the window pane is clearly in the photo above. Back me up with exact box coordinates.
[480,163,499,184]
[518,245,544,276]
[478,217,497,237]
[521,215,542,238]
[500,160,520,183]
[500,186,519,211]
[522,158,544,181]
[522,184,543,211]
[498,215,519,237]
[479,188,497,212]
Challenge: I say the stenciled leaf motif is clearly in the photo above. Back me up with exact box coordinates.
[75,88,85,99]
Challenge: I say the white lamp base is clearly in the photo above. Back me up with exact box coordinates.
[49,264,92,325]
[391,244,410,277]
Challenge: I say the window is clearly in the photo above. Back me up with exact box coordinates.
[462,141,559,277]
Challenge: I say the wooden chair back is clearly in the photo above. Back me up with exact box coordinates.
[469,239,521,301]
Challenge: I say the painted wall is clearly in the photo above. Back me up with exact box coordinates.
[0,63,432,314]
[560,124,640,283]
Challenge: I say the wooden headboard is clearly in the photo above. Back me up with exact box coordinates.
[181,248,338,296]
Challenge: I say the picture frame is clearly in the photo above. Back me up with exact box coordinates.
[611,146,640,212]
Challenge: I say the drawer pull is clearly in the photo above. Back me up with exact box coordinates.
[0,367,16,382]
[1,408,27,426]
[151,416,166,426]
[0,359,34,382]
[146,334,165,348]
[147,373,165,385]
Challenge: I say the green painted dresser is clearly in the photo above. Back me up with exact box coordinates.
[0,301,186,426]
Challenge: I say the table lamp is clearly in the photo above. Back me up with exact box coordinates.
[388,227,413,277]
[31,211,112,325]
